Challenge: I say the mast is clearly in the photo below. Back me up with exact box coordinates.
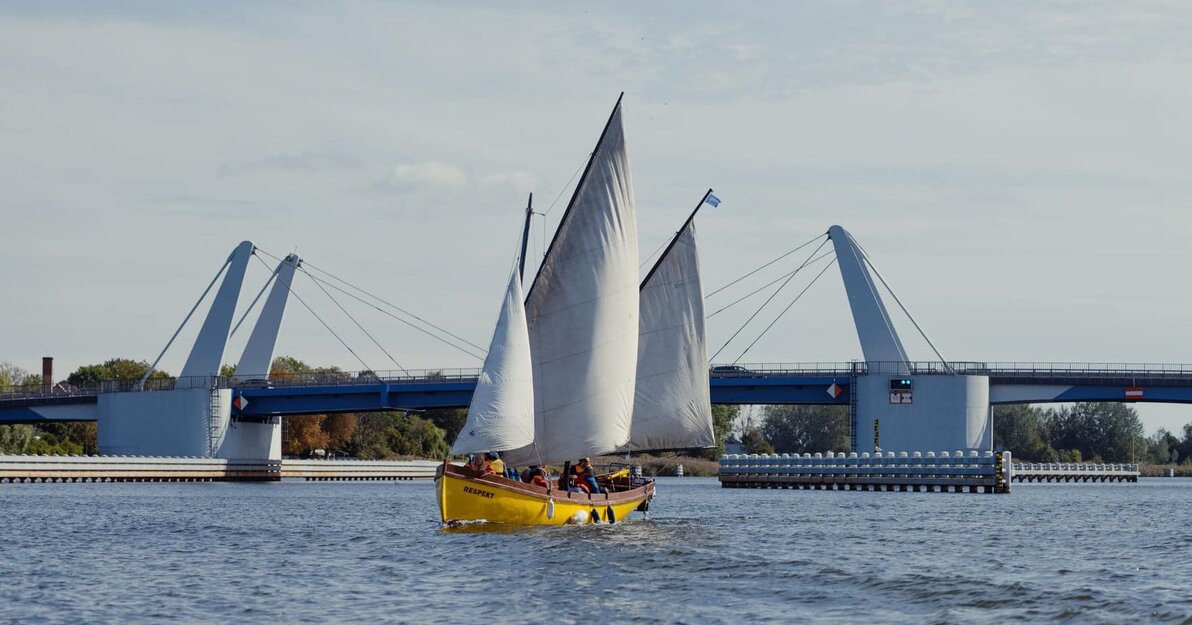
[641,188,713,289]
[527,92,625,301]
[518,193,533,281]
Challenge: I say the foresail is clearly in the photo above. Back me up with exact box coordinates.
[451,271,535,455]
[625,221,715,451]
[503,102,638,466]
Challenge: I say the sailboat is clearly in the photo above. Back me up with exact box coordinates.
[435,96,715,525]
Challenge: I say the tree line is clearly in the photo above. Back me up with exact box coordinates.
[732,403,1192,465]
[1,357,741,461]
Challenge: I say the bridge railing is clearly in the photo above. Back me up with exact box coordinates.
[0,382,99,401]
[715,361,1192,379]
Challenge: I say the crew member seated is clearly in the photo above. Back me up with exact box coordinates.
[486,451,505,476]
[521,465,549,488]
[574,457,605,494]
[467,453,494,476]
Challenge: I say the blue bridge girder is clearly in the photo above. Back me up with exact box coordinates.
[6,362,1192,424]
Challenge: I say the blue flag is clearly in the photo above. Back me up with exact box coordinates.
[705,193,721,207]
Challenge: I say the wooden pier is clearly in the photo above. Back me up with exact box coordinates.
[0,455,439,483]
[719,451,1012,494]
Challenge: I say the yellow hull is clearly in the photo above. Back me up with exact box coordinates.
[435,463,652,526]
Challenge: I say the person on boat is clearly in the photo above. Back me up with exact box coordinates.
[566,474,587,494]
[521,465,549,488]
[575,457,605,494]
[466,453,493,476]
[486,452,506,477]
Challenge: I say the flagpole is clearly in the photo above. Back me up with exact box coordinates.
[640,188,714,289]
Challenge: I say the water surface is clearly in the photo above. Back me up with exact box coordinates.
[2,478,1190,624]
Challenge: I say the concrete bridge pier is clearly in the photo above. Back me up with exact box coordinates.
[98,387,281,459]
[853,373,991,454]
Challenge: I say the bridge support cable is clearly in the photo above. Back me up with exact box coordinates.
[249,254,376,375]
[854,243,953,374]
[710,238,832,362]
[707,249,835,319]
[296,264,409,375]
[255,248,486,360]
[731,257,838,364]
[138,256,234,390]
[705,232,828,299]
[295,267,485,361]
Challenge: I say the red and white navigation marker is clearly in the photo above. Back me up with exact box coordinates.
[232,395,250,411]
[826,383,843,399]
[1125,387,1143,400]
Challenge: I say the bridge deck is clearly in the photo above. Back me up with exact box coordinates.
[6,361,1192,423]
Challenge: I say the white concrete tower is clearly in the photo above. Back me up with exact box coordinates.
[828,226,991,454]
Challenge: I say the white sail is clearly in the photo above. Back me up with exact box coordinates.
[503,102,639,466]
[625,221,715,451]
[450,270,535,455]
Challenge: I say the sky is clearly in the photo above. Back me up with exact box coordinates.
[2,1,1191,433]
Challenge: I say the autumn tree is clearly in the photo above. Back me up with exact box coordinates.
[283,415,329,456]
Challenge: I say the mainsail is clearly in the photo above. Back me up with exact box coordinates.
[503,97,639,466]
[624,206,715,452]
[450,270,535,455]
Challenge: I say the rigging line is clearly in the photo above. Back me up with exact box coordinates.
[732,258,838,365]
[705,232,828,299]
[638,234,672,269]
[298,265,409,374]
[256,247,487,355]
[299,270,485,361]
[707,249,836,319]
[541,153,590,217]
[710,237,831,362]
[250,254,375,374]
[855,242,953,373]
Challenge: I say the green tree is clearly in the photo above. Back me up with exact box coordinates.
[0,362,40,389]
[1175,423,1192,465]
[1044,403,1144,463]
[993,404,1053,461]
[351,412,449,459]
[0,424,38,453]
[67,358,170,386]
[702,404,740,460]
[1146,428,1179,464]
[742,426,773,454]
[423,408,467,443]
[761,405,850,454]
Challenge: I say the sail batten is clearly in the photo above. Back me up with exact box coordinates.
[624,219,716,452]
[503,100,639,466]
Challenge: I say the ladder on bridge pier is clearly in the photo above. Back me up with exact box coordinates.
[208,390,222,457]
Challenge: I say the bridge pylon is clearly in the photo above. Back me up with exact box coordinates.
[828,226,991,454]
[99,241,286,460]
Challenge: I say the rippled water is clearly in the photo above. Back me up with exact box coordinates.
[2,477,1190,624]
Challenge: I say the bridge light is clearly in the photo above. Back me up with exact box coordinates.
[889,378,913,391]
